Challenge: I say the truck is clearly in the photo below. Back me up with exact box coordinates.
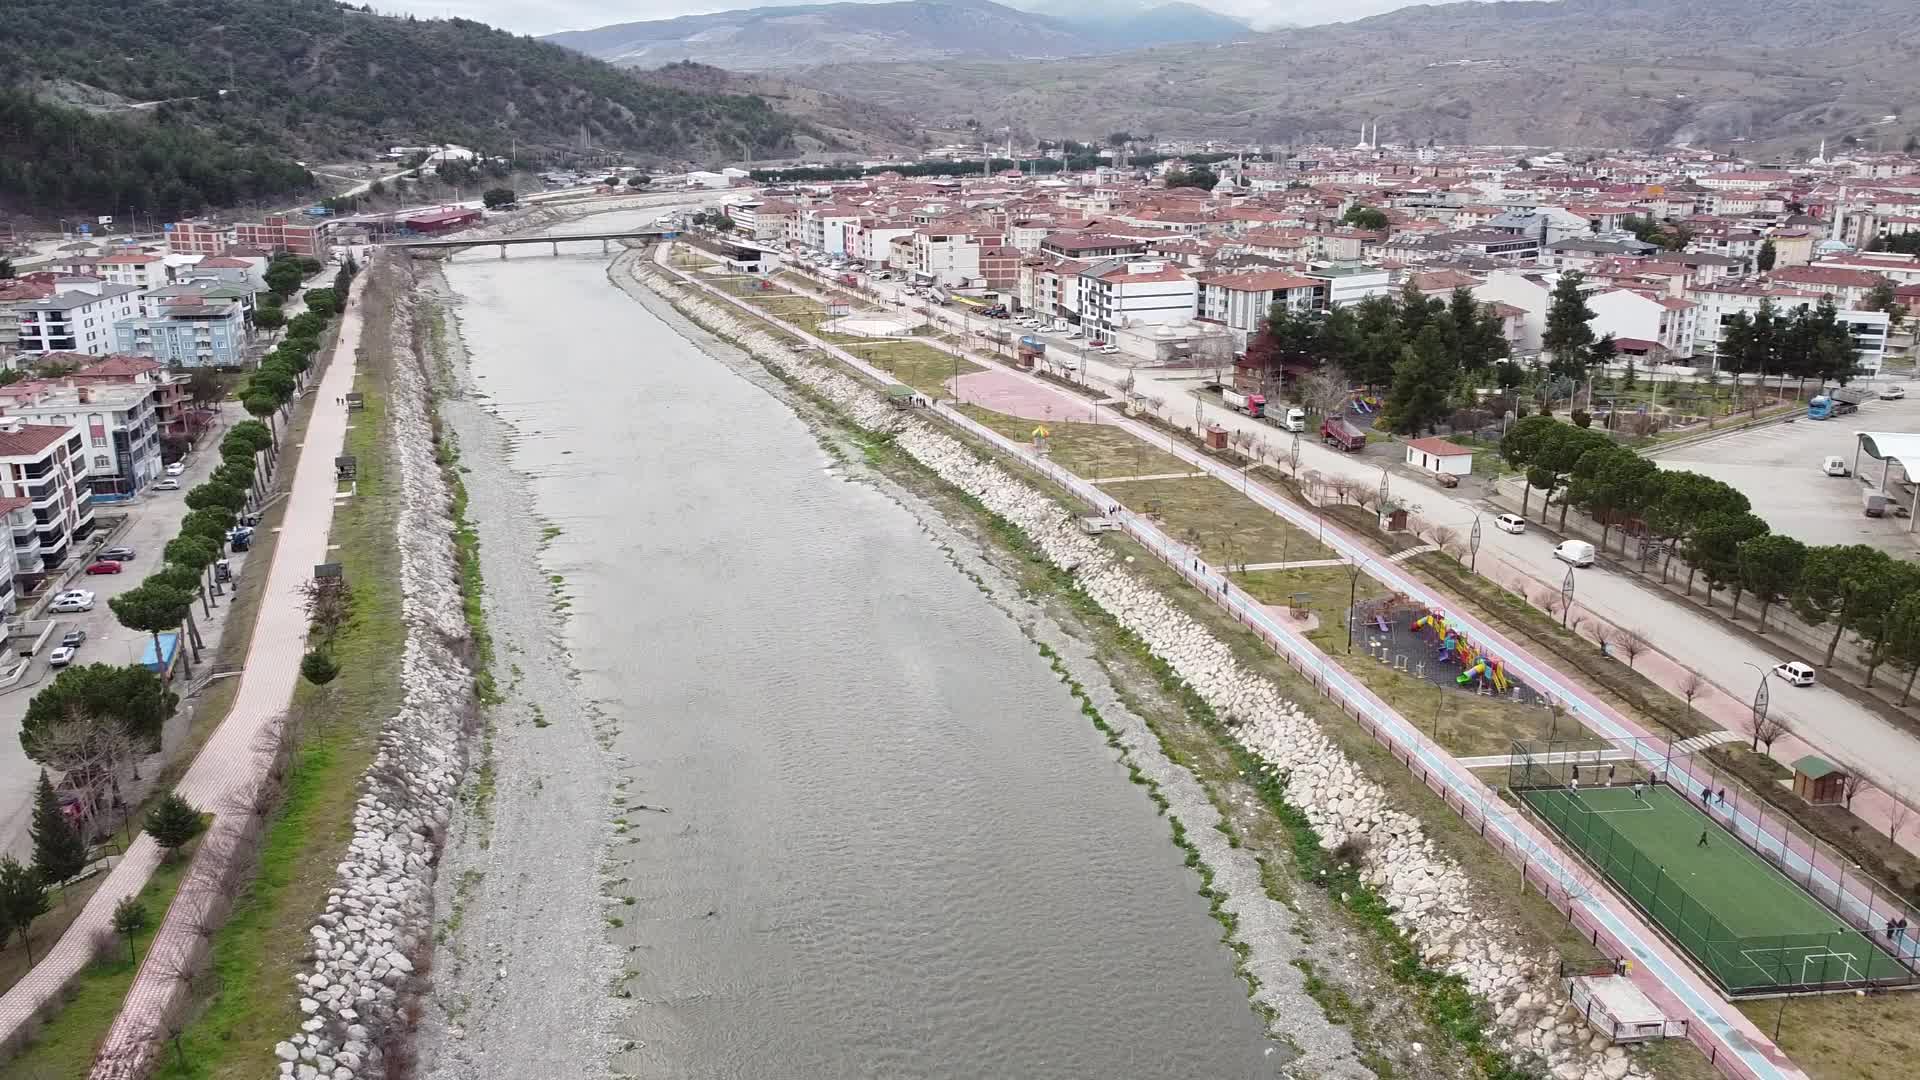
[1275,407,1308,432]
[1321,416,1368,453]
[1809,386,1872,420]
[1864,490,1890,517]
[1222,388,1266,417]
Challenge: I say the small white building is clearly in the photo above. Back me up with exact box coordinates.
[1405,437,1474,477]
[685,170,732,189]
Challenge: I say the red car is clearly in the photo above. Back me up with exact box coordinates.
[84,561,123,575]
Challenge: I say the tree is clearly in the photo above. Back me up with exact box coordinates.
[111,895,149,964]
[1736,533,1807,629]
[1447,287,1508,372]
[1568,446,1656,552]
[1617,627,1649,669]
[1859,564,1920,687]
[264,262,302,298]
[1749,709,1788,755]
[0,856,49,960]
[1840,771,1870,811]
[482,186,517,209]
[627,175,651,188]
[301,287,336,313]
[1889,592,1920,705]
[1863,278,1907,330]
[144,793,204,859]
[1542,271,1596,379]
[1499,414,1559,518]
[0,257,12,279]
[301,651,339,685]
[1794,546,1898,666]
[185,482,245,514]
[21,664,177,758]
[1345,294,1404,387]
[1685,510,1767,603]
[1341,204,1389,231]
[251,305,285,335]
[1384,325,1455,434]
[1530,425,1611,527]
[1756,239,1777,272]
[245,392,281,435]
[29,770,87,887]
[109,583,194,675]
[1677,669,1706,728]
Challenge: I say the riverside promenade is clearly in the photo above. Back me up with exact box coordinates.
[0,288,365,1067]
[656,245,1806,1080]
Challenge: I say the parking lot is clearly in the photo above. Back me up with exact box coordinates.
[1654,387,1920,552]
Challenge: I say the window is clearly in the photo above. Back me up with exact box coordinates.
[92,455,110,470]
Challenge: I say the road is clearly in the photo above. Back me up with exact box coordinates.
[0,407,244,859]
[822,262,1920,805]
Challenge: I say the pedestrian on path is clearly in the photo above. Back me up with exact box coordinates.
[1607,763,1617,786]
[1697,829,1709,848]
[1632,782,1645,801]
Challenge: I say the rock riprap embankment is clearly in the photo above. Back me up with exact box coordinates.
[643,259,1657,1080]
[274,285,476,1080]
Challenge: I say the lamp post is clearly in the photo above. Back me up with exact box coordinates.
[1345,557,1367,654]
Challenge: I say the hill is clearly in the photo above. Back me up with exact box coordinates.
[631,62,924,156]
[789,0,1920,155]
[544,0,1247,71]
[0,0,817,218]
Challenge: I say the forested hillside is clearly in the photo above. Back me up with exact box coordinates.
[0,0,811,217]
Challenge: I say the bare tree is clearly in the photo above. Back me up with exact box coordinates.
[1839,771,1871,811]
[1297,363,1351,418]
[1329,475,1354,505]
[1617,627,1650,670]
[1433,525,1464,561]
[1749,709,1788,754]
[1888,799,1913,845]
[1677,668,1706,728]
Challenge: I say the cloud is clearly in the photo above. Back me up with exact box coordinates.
[377,0,1430,36]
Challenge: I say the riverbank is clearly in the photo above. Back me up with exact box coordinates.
[630,245,1703,1080]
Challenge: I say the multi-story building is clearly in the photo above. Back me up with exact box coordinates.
[1078,259,1196,337]
[1038,233,1147,261]
[0,497,27,614]
[166,220,232,256]
[0,280,55,360]
[95,251,173,290]
[0,421,94,576]
[114,281,252,367]
[71,355,198,443]
[1194,269,1322,351]
[232,214,321,256]
[15,282,140,357]
[1586,288,1698,359]
[0,379,163,500]
[912,228,990,287]
[1689,284,1893,375]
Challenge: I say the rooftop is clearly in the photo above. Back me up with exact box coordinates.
[1406,437,1472,457]
[0,423,74,458]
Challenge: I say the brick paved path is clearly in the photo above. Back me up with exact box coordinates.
[0,289,365,1073]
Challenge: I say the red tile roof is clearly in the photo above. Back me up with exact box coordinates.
[0,423,73,458]
[1197,270,1320,291]
[1406,437,1472,458]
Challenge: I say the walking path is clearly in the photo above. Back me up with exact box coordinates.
[0,291,364,1061]
[662,248,1804,1080]
[1088,471,1210,483]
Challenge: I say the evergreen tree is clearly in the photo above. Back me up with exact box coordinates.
[29,770,86,887]
[1542,271,1597,378]
[144,793,205,858]
[0,855,50,960]
[1756,239,1777,272]
[1384,324,1455,435]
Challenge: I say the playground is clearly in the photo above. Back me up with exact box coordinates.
[1349,597,1541,704]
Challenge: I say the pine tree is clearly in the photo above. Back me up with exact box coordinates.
[1385,324,1456,435]
[144,792,205,858]
[0,855,50,960]
[29,770,86,888]
[1542,271,1597,379]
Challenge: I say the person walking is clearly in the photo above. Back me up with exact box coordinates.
[1631,782,1645,801]
[1607,763,1617,786]
[1697,829,1710,848]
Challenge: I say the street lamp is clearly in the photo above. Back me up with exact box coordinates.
[1345,557,1367,654]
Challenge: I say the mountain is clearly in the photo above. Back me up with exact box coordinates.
[544,0,1247,71]
[788,0,1920,154]
[632,62,924,156]
[0,0,818,218]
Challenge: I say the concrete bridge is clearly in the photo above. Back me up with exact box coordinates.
[384,228,677,259]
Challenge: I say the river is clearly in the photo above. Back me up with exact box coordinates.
[436,210,1279,1078]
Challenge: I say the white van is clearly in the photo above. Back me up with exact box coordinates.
[1494,513,1527,535]
[1553,540,1596,567]
[1773,661,1816,687]
[1822,456,1851,477]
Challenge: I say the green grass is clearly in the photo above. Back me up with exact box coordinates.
[148,338,405,1080]
[0,842,198,1076]
[957,404,1190,478]
[1523,785,1905,991]
[1113,477,1336,568]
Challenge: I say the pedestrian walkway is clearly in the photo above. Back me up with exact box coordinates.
[1237,558,1347,572]
[1386,544,1439,562]
[0,287,366,1063]
[1088,471,1209,483]
[1671,730,1743,755]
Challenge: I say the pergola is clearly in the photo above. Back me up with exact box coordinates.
[1853,431,1920,531]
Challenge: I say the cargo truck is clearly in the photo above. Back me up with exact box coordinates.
[1222,388,1266,417]
[1275,407,1308,432]
[1809,386,1871,420]
[1322,417,1368,452]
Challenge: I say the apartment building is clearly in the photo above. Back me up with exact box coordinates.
[232,214,321,256]
[15,282,140,357]
[0,421,94,576]
[1766,265,1891,307]
[1078,259,1196,337]
[72,355,198,443]
[912,228,992,287]
[95,251,174,290]
[1586,289,1698,358]
[0,379,162,499]
[114,281,252,368]
[1690,284,1892,374]
[1038,233,1147,260]
[165,220,231,256]
[1194,269,1321,351]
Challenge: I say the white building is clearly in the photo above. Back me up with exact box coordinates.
[912,228,986,287]
[1304,263,1394,308]
[14,282,140,357]
[94,251,173,290]
[1689,285,1893,375]
[0,380,163,500]
[1586,288,1698,359]
[1194,269,1321,351]
[1078,259,1197,337]
[0,421,94,577]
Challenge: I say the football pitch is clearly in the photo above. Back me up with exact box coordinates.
[1521,783,1909,992]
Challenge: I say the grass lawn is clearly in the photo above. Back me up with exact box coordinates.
[957,405,1190,478]
[1114,477,1336,568]
[848,339,981,398]
[1233,566,1559,758]
[148,318,405,1080]
[1523,785,1904,991]
[0,872,110,998]
[1,840,200,1076]
[1743,990,1920,1080]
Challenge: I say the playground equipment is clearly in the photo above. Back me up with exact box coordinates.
[1412,608,1511,691]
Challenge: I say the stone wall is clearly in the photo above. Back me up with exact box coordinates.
[274,259,477,1080]
[643,261,1653,1080]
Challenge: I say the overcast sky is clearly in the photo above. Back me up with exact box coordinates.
[376,0,1422,35]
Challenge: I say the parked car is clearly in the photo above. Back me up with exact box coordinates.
[1495,513,1527,535]
[55,589,94,604]
[99,547,136,561]
[60,629,86,649]
[1098,344,1120,355]
[1822,455,1851,477]
[154,478,180,491]
[165,461,187,476]
[1552,539,1596,567]
[1882,386,1907,400]
[1773,660,1817,687]
[50,596,93,613]
[85,561,124,575]
[48,646,75,668]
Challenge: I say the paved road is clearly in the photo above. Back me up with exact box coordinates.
[0,405,243,860]
[819,265,1920,804]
